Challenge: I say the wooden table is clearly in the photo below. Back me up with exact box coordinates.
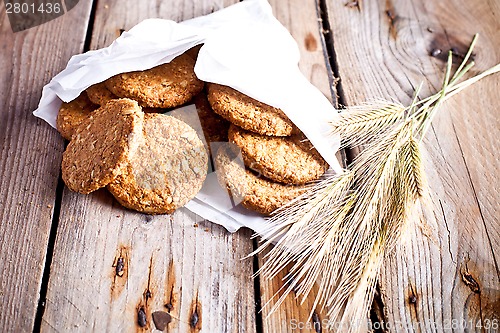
[0,0,498,332]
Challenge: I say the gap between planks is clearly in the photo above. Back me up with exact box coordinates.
[317,0,388,330]
[32,1,101,331]
[0,1,95,332]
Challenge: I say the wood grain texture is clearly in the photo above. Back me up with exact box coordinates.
[87,0,238,50]
[0,2,93,332]
[268,0,336,103]
[42,192,255,332]
[325,0,499,331]
[258,248,333,333]
[255,1,337,332]
[40,1,259,332]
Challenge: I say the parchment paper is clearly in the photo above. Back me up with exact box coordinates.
[33,0,341,233]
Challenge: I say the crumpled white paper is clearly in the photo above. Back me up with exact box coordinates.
[33,0,341,233]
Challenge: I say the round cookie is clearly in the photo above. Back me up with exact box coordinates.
[215,145,306,215]
[61,99,144,194]
[207,83,295,136]
[86,82,117,105]
[105,54,204,108]
[107,113,208,214]
[228,124,328,185]
[56,93,97,140]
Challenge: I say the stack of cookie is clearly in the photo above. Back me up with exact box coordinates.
[207,84,329,215]
[56,52,228,214]
[56,50,327,216]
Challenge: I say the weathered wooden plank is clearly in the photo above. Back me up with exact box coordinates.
[0,2,93,332]
[325,0,499,331]
[43,195,255,332]
[268,0,335,103]
[258,247,335,333]
[256,1,337,332]
[40,1,258,332]
[86,0,238,50]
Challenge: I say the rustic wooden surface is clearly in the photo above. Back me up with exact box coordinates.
[0,2,93,331]
[0,0,498,332]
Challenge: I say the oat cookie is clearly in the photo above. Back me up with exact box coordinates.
[56,93,97,140]
[215,145,306,215]
[105,54,204,108]
[61,99,144,194]
[86,82,117,105]
[228,124,328,184]
[107,113,208,214]
[207,83,295,136]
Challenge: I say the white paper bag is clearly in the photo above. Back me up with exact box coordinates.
[33,0,341,233]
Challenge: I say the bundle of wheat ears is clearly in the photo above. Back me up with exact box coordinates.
[253,34,500,330]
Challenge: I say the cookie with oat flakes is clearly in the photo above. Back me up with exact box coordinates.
[105,54,204,108]
[56,92,98,140]
[228,124,328,185]
[215,144,306,215]
[61,98,144,194]
[207,83,295,136]
[107,113,207,214]
[86,81,118,106]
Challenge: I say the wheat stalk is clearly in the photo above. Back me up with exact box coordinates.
[254,34,500,331]
[330,100,406,149]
